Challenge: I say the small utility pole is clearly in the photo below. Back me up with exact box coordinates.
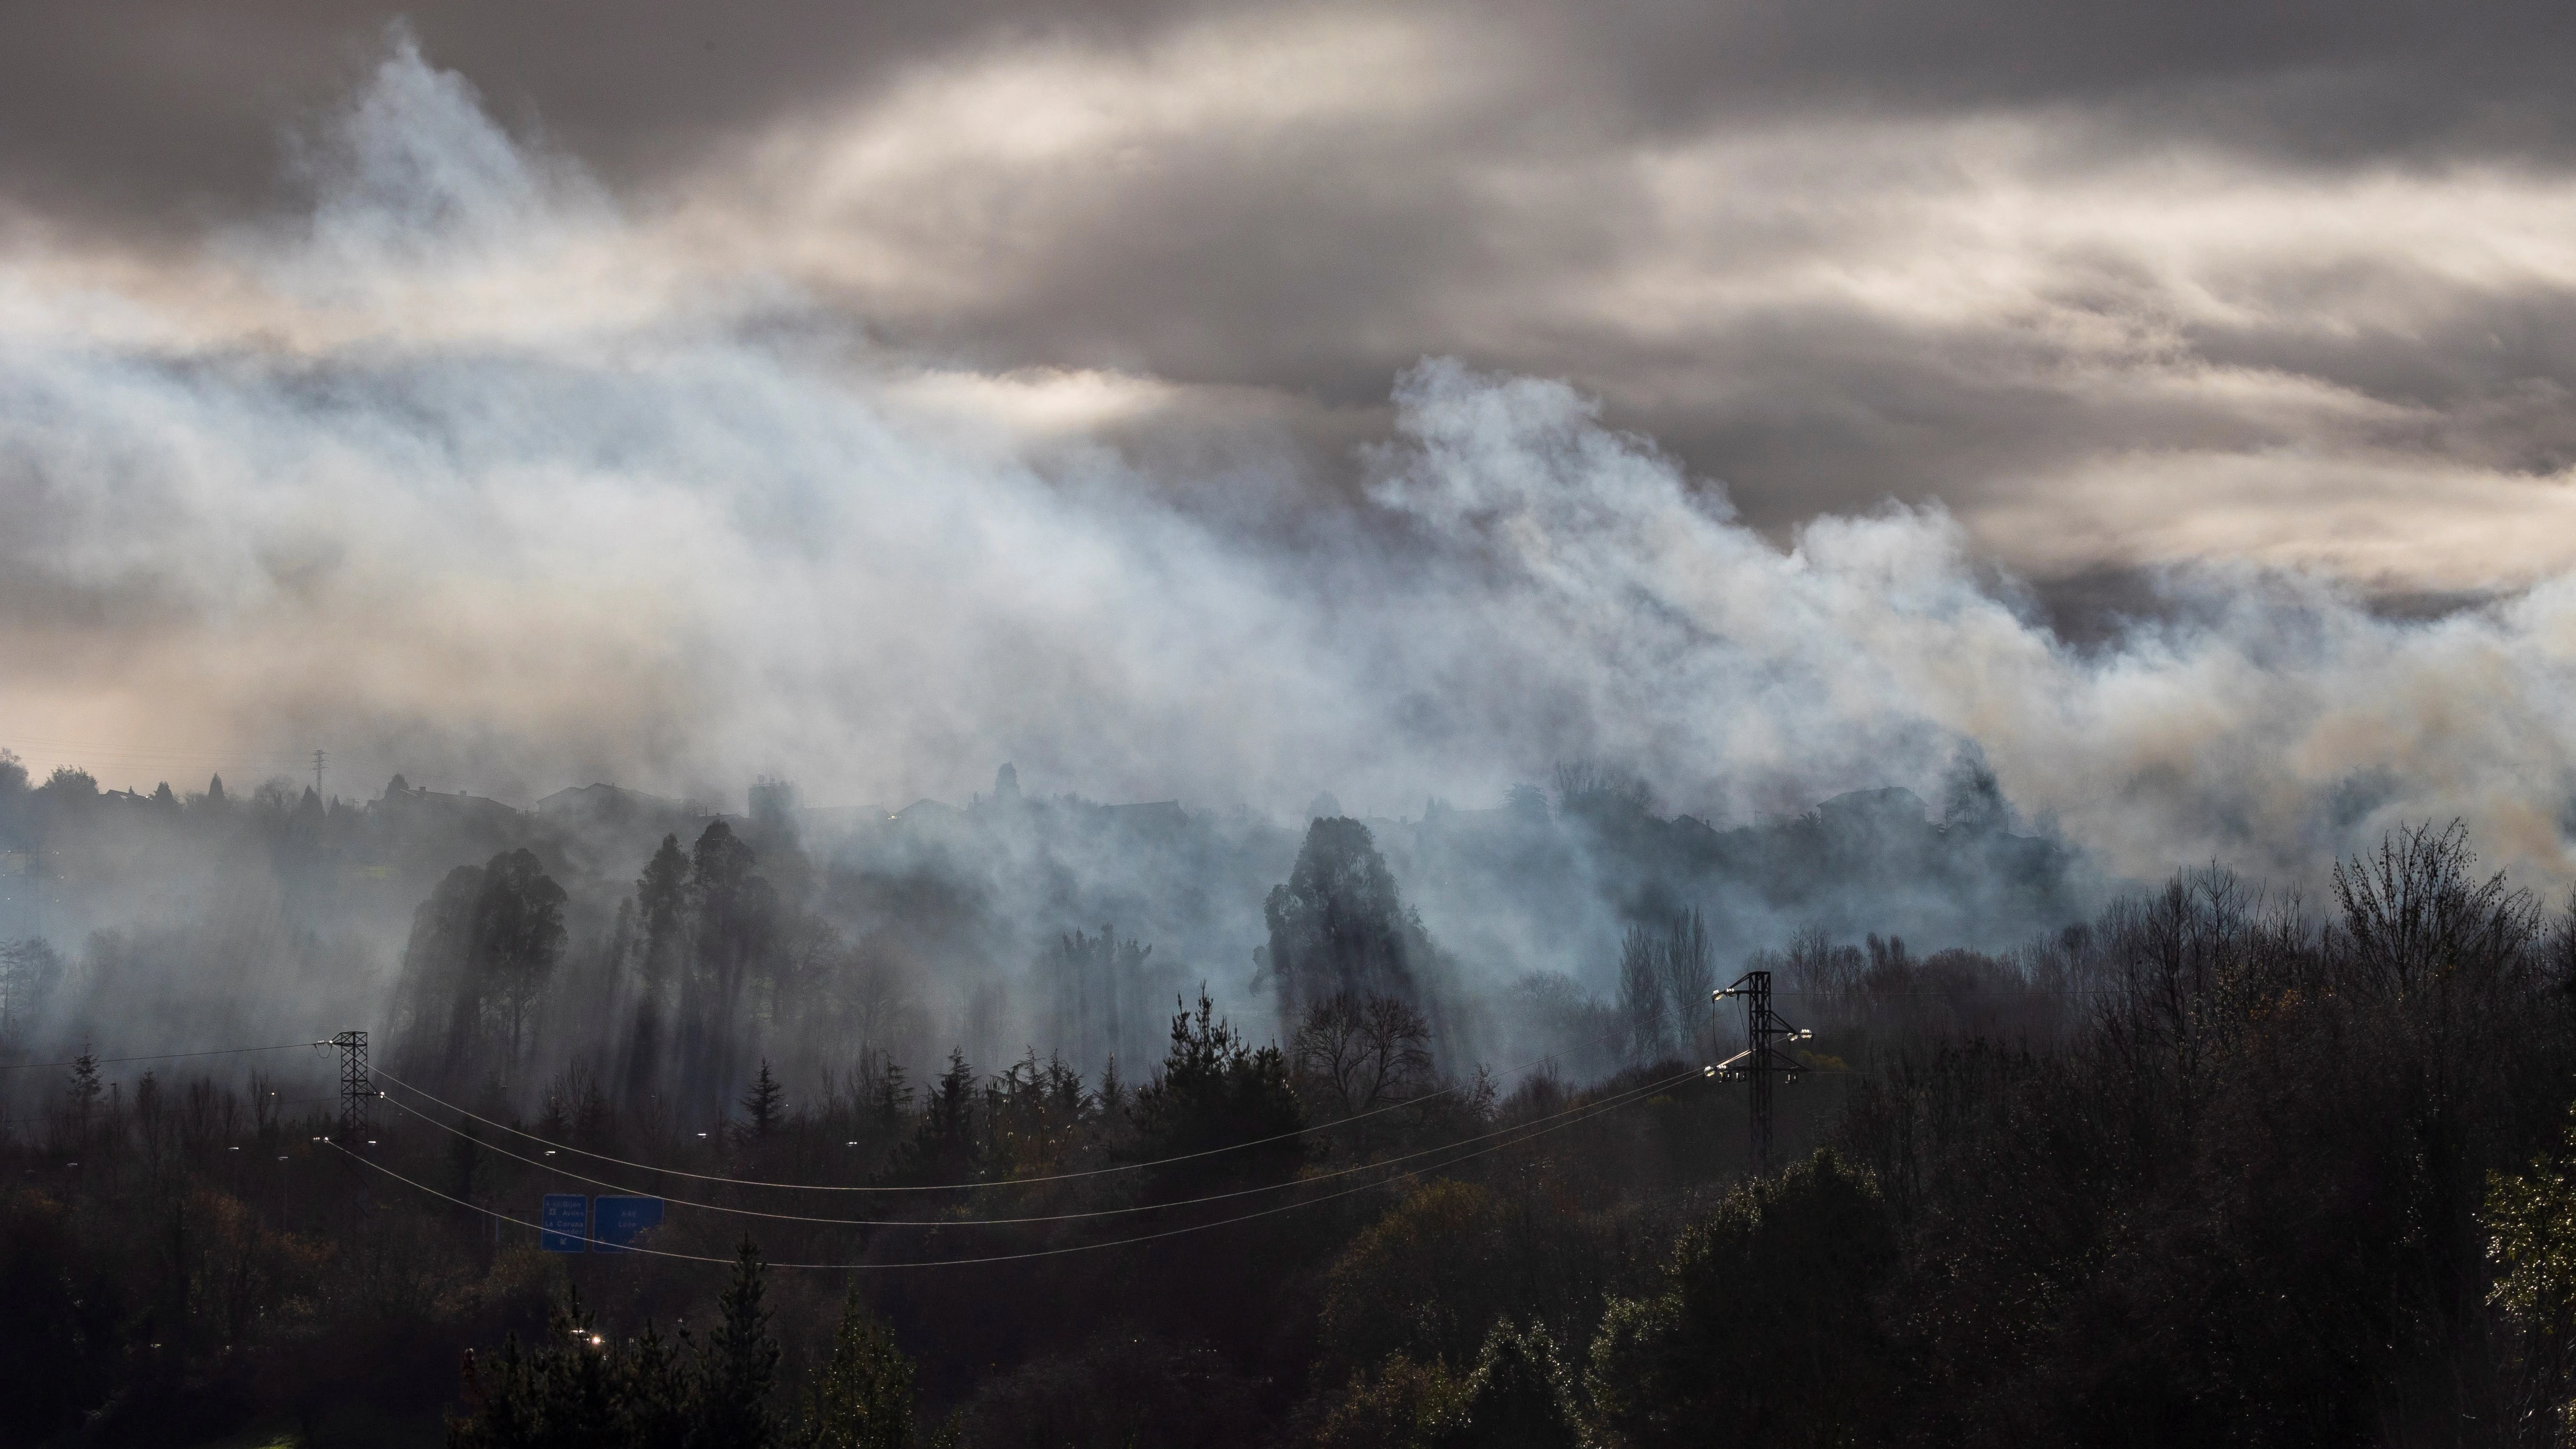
[332,1029,371,1146]
[1708,970,1812,1174]
[312,750,326,797]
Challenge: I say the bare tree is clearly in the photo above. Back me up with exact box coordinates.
[1293,993,1433,1119]
[1659,910,1715,1059]
[1618,928,1671,1063]
[2333,819,2537,998]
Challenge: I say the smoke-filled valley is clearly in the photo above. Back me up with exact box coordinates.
[0,750,2093,1121]
[13,26,2576,1449]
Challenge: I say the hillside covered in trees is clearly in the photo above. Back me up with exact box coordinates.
[9,752,2576,1445]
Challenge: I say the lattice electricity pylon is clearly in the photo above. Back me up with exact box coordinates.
[332,1030,372,1147]
[1705,971,1812,1174]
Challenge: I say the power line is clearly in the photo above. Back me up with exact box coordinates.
[324,1077,1676,1271]
[0,1041,328,1072]
[366,1023,1640,1193]
[379,1069,1699,1229]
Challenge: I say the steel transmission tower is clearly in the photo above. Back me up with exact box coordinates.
[1707,970,1811,1173]
[333,1029,372,1146]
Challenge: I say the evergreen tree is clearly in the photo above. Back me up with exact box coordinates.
[1264,818,1417,1022]
[623,1323,693,1449]
[476,849,569,1075]
[627,833,691,1098]
[445,1284,705,1449]
[1132,989,1305,1199]
[796,1284,917,1449]
[65,1044,102,1133]
[696,1238,781,1449]
[537,1287,622,1446]
[904,1050,980,1183]
[448,1336,544,1449]
[865,1053,913,1139]
[637,835,690,965]
[685,821,776,1110]
[740,1060,785,1141]
[407,862,490,1090]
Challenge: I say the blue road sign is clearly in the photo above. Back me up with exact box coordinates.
[593,1195,666,1253]
[541,1193,588,1253]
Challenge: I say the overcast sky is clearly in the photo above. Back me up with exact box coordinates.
[3,4,2573,883]
[12,1,2576,594]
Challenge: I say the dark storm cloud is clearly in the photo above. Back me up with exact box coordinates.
[0,1,1222,235]
[1528,0,2576,161]
[13,0,2576,233]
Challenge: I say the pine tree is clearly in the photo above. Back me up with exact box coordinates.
[796,1284,916,1449]
[865,1053,912,1138]
[539,1285,621,1443]
[447,1336,543,1449]
[627,833,689,1100]
[696,1237,781,1449]
[623,1322,693,1449]
[903,1049,979,1183]
[740,1060,785,1141]
[65,1045,101,1141]
[1097,1055,1127,1120]
[1131,990,1305,1200]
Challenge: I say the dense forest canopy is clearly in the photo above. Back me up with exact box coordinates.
[11,740,2576,1447]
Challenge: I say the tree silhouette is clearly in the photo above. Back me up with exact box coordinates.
[627,832,690,1098]
[740,1060,784,1142]
[902,1049,980,1185]
[697,1238,781,1449]
[1293,993,1433,1121]
[477,848,568,1075]
[797,1284,917,1449]
[1133,989,1304,1200]
[1587,1148,1894,1449]
[1265,818,1418,1023]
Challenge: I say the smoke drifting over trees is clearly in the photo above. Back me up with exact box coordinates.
[2,40,2573,899]
[11,34,2576,1449]
[0,748,2095,1120]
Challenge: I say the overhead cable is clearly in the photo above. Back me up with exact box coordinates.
[323,1076,1675,1271]
[377,1067,1698,1229]
[364,1025,1636,1192]
[0,1040,328,1072]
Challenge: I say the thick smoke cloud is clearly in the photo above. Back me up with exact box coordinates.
[1,41,2571,899]
[11,12,2576,593]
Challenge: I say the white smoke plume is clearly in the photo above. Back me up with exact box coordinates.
[2,36,2571,896]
